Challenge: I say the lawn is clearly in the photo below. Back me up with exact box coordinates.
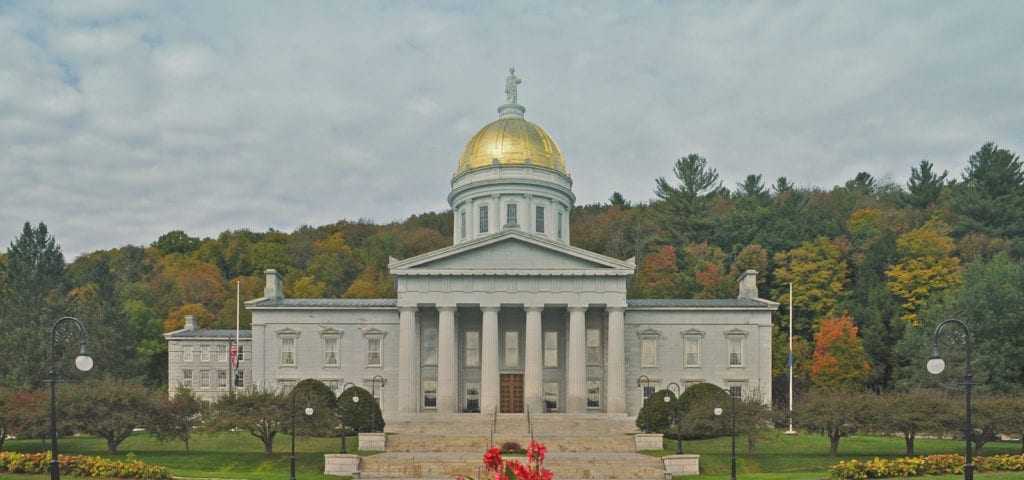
[2,429,1023,479]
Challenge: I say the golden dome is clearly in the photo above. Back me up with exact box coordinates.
[456,116,566,176]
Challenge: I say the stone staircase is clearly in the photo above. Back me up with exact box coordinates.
[356,414,666,480]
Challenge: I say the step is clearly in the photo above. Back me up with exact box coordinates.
[385,433,636,453]
[358,452,665,480]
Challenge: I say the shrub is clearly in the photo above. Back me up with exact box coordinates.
[337,386,385,433]
[635,389,675,434]
[829,453,1024,479]
[0,451,170,479]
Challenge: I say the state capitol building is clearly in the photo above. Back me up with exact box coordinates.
[165,72,777,419]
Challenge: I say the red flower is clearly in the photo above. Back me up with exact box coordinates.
[483,447,504,472]
[526,440,547,464]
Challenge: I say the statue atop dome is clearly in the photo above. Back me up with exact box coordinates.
[505,67,521,104]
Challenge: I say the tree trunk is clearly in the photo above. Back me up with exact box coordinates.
[904,433,915,457]
[107,437,119,454]
[747,435,758,455]
[184,436,190,454]
[828,430,841,457]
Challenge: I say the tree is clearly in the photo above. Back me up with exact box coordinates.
[680,243,732,299]
[207,388,287,454]
[904,160,949,209]
[951,142,1024,238]
[343,265,396,298]
[796,389,871,457]
[0,222,68,388]
[653,153,722,245]
[873,389,953,456]
[633,245,682,298]
[0,387,9,451]
[810,316,870,391]
[772,236,851,338]
[152,230,201,255]
[337,386,385,434]
[65,378,157,453]
[147,385,205,453]
[677,383,731,440]
[2,389,51,447]
[635,388,677,435]
[886,219,961,325]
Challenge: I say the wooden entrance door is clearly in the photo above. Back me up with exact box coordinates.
[500,374,524,413]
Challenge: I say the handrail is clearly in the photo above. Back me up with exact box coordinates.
[489,406,497,447]
[526,405,534,443]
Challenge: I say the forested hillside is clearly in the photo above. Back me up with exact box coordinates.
[2,142,1022,399]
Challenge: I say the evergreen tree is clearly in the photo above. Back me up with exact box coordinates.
[951,142,1024,238]
[653,153,722,246]
[904,160,949,209]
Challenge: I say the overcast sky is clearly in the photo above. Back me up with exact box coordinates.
[2,1,1022,259]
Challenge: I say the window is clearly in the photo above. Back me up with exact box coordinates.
[543,331,558,368]
[729,385,743,398]
[182,345,193,362]
[586,380,601,408]
[281,337,296,365]
[643,335,659,364]
[235,370,245,387]
[199,370,210,388]
[544,382,559,412]
[506,202,518,226]
[278,380,296,392]
[200,345,210,362]
[181,369,193,387]
[586,328,602,366]
[236,345,244,362]
[460,211,467,239]
[422,325,438,366]
[217,344,228,362]
[367,338,382,367]
[684,335,701,367]
[724,329,749,366]
[479,205,489,233]
[217,369,228,389]
[535,206,545,233]
[465,382,480,412]
[423,380,437,408]
[465,331,480,367]
[325,380,340,394]
[323,337,339,366]
[642,385,656,401]
[557,211,563,239]
[504,331,519,367]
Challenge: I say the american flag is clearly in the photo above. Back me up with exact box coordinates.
[230,344,239,368]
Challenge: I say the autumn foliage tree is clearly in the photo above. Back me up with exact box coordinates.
[886,218,961,325]
[810,316,869,391]
[772,236,851,337]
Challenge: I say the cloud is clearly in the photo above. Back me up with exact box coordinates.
[0,1,1021,258]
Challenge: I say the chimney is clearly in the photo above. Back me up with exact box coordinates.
[737,270,759,299]
[264,269,284,300]
[184,315,198,331]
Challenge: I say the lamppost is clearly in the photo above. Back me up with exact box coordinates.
[339,382,358,454]
[664,382,682,454]
[927,319,973,480]
[49,317,93,480]
[636,375,652,433]
[290,388,314,480]
[713,388,737,480]
[370,375,385,433]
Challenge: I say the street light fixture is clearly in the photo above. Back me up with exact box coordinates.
[636,375,652,433]
[339,382,357,454]
[49,317,93,480]
[290,387,314,480]
[370,375,385,433]
[927,319,974,480]
[713,388,738,480]
[664,382,682,454]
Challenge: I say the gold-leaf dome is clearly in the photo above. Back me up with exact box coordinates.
[455,115,565,176]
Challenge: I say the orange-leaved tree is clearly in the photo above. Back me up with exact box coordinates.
[810,315,869,391]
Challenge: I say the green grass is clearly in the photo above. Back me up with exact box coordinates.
[658,430,1023,479]
[3,429,1023,479]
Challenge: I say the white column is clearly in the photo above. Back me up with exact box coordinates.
[480,306,500,415]
[398,306,419,413]
[566,306,587,414]
[524,305,544,414]
[437,305,458,414]
[606,306,626,414]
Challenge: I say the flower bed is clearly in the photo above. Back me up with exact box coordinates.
[0,451,171,479]
[829,453,1024,479]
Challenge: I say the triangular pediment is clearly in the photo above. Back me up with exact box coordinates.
[389,229,634,276]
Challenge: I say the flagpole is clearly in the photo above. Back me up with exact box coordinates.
[785,282,797,434]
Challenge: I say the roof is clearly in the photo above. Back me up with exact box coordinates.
[628,298,778,309]
[164,329,254,339]
[246,298,398,309]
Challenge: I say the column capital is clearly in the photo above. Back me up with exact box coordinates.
[568,305,588,314]
[437,305,457,313]
[399,306,419,313]
[607,305,626,314]
[480,305,501,313]
[524,305,544,314]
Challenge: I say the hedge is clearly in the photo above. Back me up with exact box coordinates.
[830,453,1024,479]
[0,451,171,479]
